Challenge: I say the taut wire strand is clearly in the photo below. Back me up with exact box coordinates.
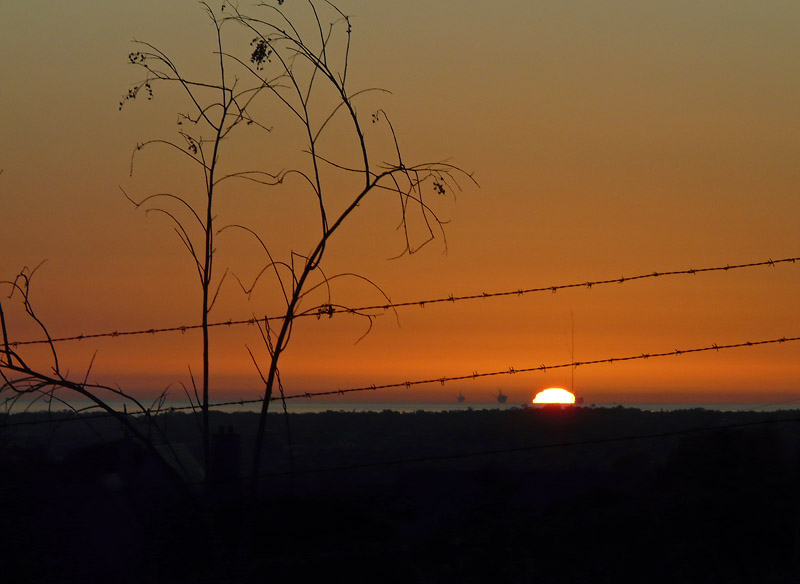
[7,255,798,348]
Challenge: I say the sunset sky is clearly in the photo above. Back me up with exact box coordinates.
[2,0,799,406]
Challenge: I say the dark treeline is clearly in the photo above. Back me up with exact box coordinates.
[3,407,800,583]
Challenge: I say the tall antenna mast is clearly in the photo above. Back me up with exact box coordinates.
[570,309,575,393]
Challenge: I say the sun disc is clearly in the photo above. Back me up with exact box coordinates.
[532,387,576,404]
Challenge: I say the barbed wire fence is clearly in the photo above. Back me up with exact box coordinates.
[2,254,798,429]
[3,252,799,501]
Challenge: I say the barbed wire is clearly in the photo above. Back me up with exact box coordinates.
[6,255,798,348]
[4,333,798,427]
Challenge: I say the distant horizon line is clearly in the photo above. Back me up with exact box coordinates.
[8,399,800,416]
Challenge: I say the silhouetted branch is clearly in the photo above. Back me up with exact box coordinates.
[0,272,192,485]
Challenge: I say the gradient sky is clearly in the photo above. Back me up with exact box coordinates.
[2,1,799,405]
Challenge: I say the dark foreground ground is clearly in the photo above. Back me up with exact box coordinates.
[3,406,800,583]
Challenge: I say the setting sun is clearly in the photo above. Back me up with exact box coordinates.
[533,387,576,404]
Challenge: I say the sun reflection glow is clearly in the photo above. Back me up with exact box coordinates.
[532,387,576,404]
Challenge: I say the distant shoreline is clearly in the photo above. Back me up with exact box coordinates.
[5,399,799,416]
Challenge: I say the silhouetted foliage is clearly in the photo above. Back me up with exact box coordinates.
[116,0,472,488]
[2,0,471,492]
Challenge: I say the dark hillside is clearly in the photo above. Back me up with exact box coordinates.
[2,407,799,583]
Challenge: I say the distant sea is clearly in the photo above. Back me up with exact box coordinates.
[10,399,800,415]
[219,400,800,414]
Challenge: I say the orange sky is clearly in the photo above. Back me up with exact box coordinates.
[2,1,799,406]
